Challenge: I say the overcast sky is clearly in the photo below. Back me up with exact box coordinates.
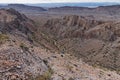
[0,0,119,3]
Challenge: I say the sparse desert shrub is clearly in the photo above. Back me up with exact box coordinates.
[68,77,74,80]
[20,43,29,51]
[99,71,104,78]
[43,59,48,65]
[28,34,34,43]
[34,68,53,80]
[0,34,9,44]
[66,64,73,71]
[28,66,54,80]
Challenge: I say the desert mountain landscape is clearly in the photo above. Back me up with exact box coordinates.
[1,3,120,80]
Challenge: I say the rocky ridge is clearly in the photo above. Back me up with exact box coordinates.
[0,9,49,80]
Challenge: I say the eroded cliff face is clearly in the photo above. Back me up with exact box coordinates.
[44,15,120,41]
[44,15,104,38]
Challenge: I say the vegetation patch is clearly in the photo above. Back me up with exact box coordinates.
[33,68,54,80]
[0,34,9,44]
[68,77,74,80]
[20,43,29,51]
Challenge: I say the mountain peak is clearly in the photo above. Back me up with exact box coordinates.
[0,8,27,23]
[0,8,34,35]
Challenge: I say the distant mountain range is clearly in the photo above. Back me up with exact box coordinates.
[0,4,46,13]
[0,3,120,13]
[28,2,119,8]
[0,2,119,8]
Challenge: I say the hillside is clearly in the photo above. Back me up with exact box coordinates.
[36,15,120,72]
[0,8,50,80]
[1,8,120,80]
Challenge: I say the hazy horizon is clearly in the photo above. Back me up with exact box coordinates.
[0,0,119,4]
[0,2,119,8]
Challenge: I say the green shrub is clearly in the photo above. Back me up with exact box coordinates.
[34,68,53,80]
[68,77,74,80]
[0,34,9,44]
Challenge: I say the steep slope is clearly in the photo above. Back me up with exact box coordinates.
[34,46,120,80]
[0,9,50,80]
[0,8,34,33]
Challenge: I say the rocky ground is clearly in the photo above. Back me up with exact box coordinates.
[34,46,120,80]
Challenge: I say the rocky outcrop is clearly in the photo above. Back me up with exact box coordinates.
[85,22,120,41]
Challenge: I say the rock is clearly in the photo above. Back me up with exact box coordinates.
[10,74,18,80]
[16,65,22,69]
